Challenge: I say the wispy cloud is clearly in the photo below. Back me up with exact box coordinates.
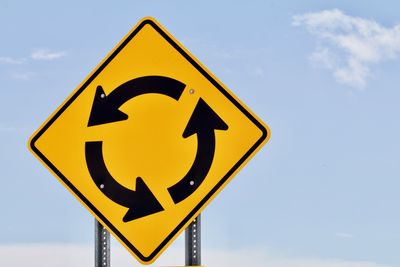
[335,232,354,239]
[1,49,66,65]
[252,67,265,77]
[293,9,400,88]
[0,49,66,80]
[9,71,37,81]
[0,56,26,65]
[0,244,391,267]
[30,49,67,61]
[0,123,27,132]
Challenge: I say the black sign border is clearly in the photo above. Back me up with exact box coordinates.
[30,18,268,263]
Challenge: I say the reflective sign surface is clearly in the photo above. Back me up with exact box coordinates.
[29,17,270,264]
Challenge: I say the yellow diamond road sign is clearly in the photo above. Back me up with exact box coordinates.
[29,17,270,264]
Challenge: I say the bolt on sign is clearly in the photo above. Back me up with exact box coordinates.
[28,17,270,264]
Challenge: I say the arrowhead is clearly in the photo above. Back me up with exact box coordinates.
[87,85,128,127]
[183,98,228,138]
[122,177,164,222]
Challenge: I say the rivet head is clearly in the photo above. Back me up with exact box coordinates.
[189,89,195,94]
[100,184,105,189]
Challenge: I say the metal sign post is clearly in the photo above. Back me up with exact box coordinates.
[95,216,200,267]
[95,220,110,267]
[185,215,201,266]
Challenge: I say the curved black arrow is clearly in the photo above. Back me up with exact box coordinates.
[88,75,185,127]
[85,141,164,222]
[167,98,228,204]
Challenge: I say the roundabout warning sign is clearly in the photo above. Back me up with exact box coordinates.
[29,17,270,264]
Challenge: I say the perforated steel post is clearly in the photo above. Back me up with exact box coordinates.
[95,219,110,267]
[185,214,201,266]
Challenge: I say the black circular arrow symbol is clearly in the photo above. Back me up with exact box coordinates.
[85,141,164,222]
[84,75,228,222]
[88,75,185,127]
[167,98,228,204]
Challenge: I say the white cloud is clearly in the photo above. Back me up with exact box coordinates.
[0,49,66,64]
[309,47,338,69]
[0,244,391,267]
[0,123,28,133]
[336,232,354,239]
[0,56,26,64]
[30,49,67,61]
[293,9,400,88]
[253,67,265,77]
[10,71,36,80]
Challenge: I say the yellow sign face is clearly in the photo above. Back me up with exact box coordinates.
[28,17,270,264]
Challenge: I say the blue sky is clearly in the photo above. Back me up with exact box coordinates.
[1,1,400,266]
